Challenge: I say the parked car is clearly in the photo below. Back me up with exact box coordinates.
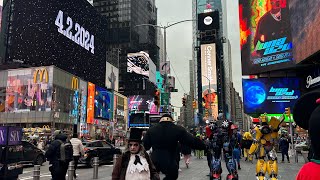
[79,140,122,167]
[21,141,46,165]
[294,141,308,153]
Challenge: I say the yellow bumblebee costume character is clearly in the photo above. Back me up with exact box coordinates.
[248,113,285,180]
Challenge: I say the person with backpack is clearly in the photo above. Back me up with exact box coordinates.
[45,130,73,180]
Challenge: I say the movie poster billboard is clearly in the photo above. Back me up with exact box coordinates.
[201,43,218,120]
[289,0,320,63]
[239,0,294,75]
[105,62,119,91]
[5,67,53,112]
[242,78,300,114]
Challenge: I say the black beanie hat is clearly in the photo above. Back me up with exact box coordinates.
[293,91,320,159]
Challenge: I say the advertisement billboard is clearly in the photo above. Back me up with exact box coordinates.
[94,86,112,120]
[128,95,158,113]
[105,62,119,91]
[5,67,53,112]
[201,43,218,120]
[127,51,150,77]
[242,78,301,114]
[129,113,150,127]
[87,82,95,124]
[290,0,320,63]
[197,11,220,31]
[239,0,294,75]
[9,0,107,87]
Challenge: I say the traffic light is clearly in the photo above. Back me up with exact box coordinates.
[192,101,197,109]
[182,97,186,106]
[205,110,209,117]
[260,115,267,123]
[285,107,291,117]
[154,90,160,107]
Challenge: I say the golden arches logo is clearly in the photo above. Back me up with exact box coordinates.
[71,77,79,90]
[42,125,50,129]
[33,68,49,83]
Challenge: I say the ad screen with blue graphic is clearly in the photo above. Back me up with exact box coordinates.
[242,78,300,114]
[94,86,112,120]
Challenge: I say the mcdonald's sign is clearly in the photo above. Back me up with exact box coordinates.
[71,77,79,90]
[33,68,49,83]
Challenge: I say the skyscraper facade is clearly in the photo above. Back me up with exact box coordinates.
[192,0,233,121]
[93,0,159,96]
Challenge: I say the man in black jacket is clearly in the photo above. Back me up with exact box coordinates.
[45,130,69,180]
[143,114,206,180]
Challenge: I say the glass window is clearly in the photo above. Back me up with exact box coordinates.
[101,141,112,148]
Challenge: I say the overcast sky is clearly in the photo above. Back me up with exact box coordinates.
[155,0,242,118]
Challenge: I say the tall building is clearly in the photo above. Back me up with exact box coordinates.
[93,0,159,96]
[192,0,233,121]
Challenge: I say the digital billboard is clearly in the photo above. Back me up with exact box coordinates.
[201,43,218,120]
[5,67,53,112]
[197,11,220,31]
[127,51,150,77]
[87,82,95,124]
[242,78,300,114]
[9,0,107,87]
[289,0,320,63]
[105,62,119,91]
[128,95,158,113]
[0,0,3,32]
[94,86,112,120]
[129,113,150,127]
[239,0,294,75]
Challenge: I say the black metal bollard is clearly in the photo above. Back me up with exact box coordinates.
[33,165,40,180]
[68,161,75,180]
[93,157,99,179]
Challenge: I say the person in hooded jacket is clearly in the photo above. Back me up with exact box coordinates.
[45,130,69,180]
[143,114,206,180]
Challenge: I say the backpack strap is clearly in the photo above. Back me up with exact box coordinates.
[56,139,65,161]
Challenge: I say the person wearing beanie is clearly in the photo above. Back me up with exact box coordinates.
[143,114,206,180]
[293,92,320,180]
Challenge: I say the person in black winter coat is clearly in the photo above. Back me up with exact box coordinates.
[143,114,206,180]
[45,130,69,180]
[279,134,291,163]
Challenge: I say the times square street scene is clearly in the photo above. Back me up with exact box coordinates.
[0,0,319,180]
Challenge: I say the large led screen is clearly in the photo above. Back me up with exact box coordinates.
[201,43,218,120]
[127,51,150,77]
[5,67,53,112]
[129,113,150,127]
[9,0,107,87]
[289,0,320,63]
[94,86,112,120]
[242,78,300,114]
[239,0,294,75]
[128,95,158,113]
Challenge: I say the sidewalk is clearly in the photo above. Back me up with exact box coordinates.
[173,154,304,180]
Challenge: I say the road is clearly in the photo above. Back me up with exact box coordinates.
[18,153,304,180]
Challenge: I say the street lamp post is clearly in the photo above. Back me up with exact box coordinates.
[132,20,194,112]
